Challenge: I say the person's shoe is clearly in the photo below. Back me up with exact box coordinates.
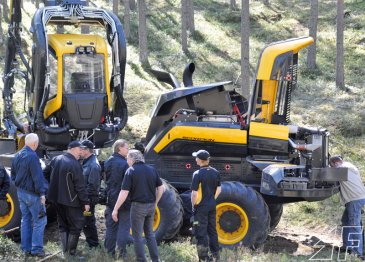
[22,251,31,257]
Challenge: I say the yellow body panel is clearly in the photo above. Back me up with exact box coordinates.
[250,122,289,140]
[154,126,247,153]
[257,37,313,80]
[44,34,111,118]
[260,80,278,123]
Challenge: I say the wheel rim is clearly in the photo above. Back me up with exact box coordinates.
[130,206,161,235]
[216,202,249,245]
[153,206,161,232]
[0,193,15,228]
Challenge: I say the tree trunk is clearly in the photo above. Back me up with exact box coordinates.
[187,0,195,33]
[130,0,136,11]
[0,3,3,44]
[81,0,90,34]
[336,0,345,89]
[113,0,118,15]
[263,0,269,5]
[181,0,188,53]
[138,0,148,64]
[230,0,237,10]
[35,0,40,8]
[3,0,9,23]
[57,25,64,34]
[241,0,250,98]
[124,0,131,39]
[307,0,318,69]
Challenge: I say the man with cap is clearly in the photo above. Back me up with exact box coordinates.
[112,149,164,262]
[80,140,101,248]
[104,139,132,258]
[191,149,221,262]
[47,140,90,257]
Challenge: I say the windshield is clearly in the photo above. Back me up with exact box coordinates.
[63,54,105,94]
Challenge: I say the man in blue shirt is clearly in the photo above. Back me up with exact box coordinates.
[80,140,101,248]
[11,133,48,257]
[103,139,131,258]
[191,150,221,262]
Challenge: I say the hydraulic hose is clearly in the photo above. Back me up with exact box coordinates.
[36,84,70,134]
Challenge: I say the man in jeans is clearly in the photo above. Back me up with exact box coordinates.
[330,155,365,257]
[112,149,164,262]
[11,133,48,257]
[103,139,131,258]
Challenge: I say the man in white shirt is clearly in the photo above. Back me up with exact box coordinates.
[330,155,365,257]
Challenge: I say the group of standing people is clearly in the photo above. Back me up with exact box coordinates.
[8,133,167,261]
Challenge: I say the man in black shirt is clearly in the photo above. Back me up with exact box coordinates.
[81,140,101,248]
[112,149,164,262]
[191,150,221,262]
[103,139,131,258]
[47,141,90,257]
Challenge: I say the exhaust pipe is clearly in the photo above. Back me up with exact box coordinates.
[182,63,195,87]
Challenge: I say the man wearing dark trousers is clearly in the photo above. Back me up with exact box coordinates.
[103,139,131,258]
[47,141,90,257]
[80,140,101,248]
[191,150,221,262]
[11,133,48,257]
[112,149,164,262]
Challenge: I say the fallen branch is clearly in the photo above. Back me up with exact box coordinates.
[0,227,19,235]
[38,251,62,262]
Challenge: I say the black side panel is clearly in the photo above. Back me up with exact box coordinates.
[248,136,288,156]
[160,140,247,157]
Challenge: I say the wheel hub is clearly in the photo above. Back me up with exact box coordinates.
[218,210,241,233]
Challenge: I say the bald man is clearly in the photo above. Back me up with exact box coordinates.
[11,133,48,257]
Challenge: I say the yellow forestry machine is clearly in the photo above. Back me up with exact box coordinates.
[0,0,348,249]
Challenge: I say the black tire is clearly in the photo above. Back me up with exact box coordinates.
[216,182,270,248]
[179,190,193,236]
[268,203,283,231]
[154,180,184,242]
[0,183,21,232]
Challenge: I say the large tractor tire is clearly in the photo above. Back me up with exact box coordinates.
[153,180,183,242]
[268,203,283,231]
[179,190,193,236]
[0,183,21,232]
[216,182,270,248]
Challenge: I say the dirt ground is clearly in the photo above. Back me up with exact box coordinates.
[44,205,342,258]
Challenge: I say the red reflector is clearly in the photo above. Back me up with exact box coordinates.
[101,116,105,123]
[186,163,191,169]
[225,164,230,171]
